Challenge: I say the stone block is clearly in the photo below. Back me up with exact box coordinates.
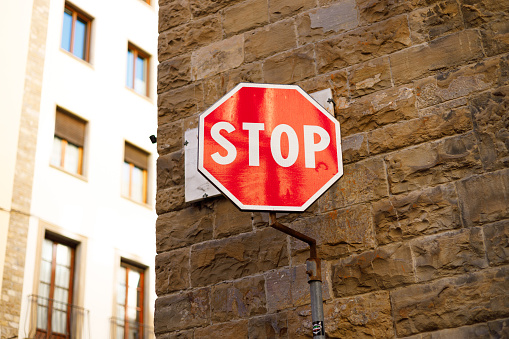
[157,329,194,339]
[157,121,182,156]
[154,288,210,333]
[158,83,204,125]
[286,305,312,339]
[385,132,482,195]
[373,183,461,245]
[159,0,191,33]
[223,0,268,36]
[202,73,227,107]
[296,69,348,105]
[479,19,509,57]
[262,45,315,84]
[214,198,253,238]
[412,228,488,282]
[190,227,288,286]
[408,1,464,43]
[340,133,369,164]
[290,204,376,261]
[318,157,388,212]
[189,0,242,17]
[194,320,249,338]
[191,34,244,80]
[368,105,473,155]
[157,151,184,190]
[391,30,484,85]
[244,20,297,63]
[324,291,395,338]
[456,168,509,227]
[415,323,491,339]
[316,15,411,73]
[338,85,418,137]
[157,55,191,94]
[357,0,414,24]
[348,56,392,98]
[155,248,190,295]
[269,0,316,22]
[414,57,504,109]
[211,275,266,321]
[225,62,263,92]
[391,266,509,337]
[296,0,358,45]
[483,220,509,266]
[156,186,185,214]
[488,317,509,338]
[248,312,289,339]
[265,268,291,312]
[461,0,509,30]
[158,16,222,62]
[469,86,509,171]
[331,243,415,297]
[156,205,214,252]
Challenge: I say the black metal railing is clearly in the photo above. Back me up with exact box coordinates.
[109,317,155,339]
[24,294,90,339]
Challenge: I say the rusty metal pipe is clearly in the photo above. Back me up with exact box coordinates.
[269,212,317,258]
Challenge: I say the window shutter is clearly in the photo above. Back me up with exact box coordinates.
[125,142,149,169]
[55,109,86,147]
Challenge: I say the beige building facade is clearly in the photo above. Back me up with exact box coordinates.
[155,0,509,338]
[1,0,159,338]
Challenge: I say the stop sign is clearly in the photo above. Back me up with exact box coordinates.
[198,83,343,212]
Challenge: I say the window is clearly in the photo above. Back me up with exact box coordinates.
[37,236,76,337]
[61,3,92,61]
[116,261,145,339]
[126,43,149,96]
[122,142,149,204]
[51,108,86,175]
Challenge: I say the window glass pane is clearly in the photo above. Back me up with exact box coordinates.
[134,56,146,95]
[128,327,140,339]
[117,304,125,320]
[117,325,125,339]
[61,9,72,52]
[64,142,80,174]
[56,243,71,266]
[122,162,131,197]
[42,239,53,261]
[73,17,87,59]
[39,261,52,284]
[55,265,71,288]
[127,305,137,322]
[38,282,50,299]
[131,166,144,202]
[51,137,63,167]
[126,50,134,88]
[128,270,141,289]
[127,287,137,312]
[117,284,126,305]
[52,309,67,333]
[37,304,48,330]
[54,287,69,305]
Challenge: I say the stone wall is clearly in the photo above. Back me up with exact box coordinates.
[0,0,49,337]
[156,0,509,337]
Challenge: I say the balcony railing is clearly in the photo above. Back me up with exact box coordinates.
[24,294,90,339]
[110,317,155,339]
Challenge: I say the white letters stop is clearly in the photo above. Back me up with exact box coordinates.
[210,122,331,168]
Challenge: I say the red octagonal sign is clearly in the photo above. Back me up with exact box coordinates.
[198,83,343,212]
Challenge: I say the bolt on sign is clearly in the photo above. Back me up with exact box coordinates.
[198,83,343,212]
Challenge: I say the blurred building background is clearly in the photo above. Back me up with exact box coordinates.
[0,0,158,338]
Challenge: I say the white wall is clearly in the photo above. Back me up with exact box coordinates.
[19,0,159,337]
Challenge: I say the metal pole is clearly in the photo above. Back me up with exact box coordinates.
[269,213,325,338]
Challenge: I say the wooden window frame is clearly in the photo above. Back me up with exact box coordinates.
[118,261,146,339]
[127,43,150,97]
[62,3,92,62]
[123,142,149,204]
[53,108,86,176]
[37,236,77,338]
